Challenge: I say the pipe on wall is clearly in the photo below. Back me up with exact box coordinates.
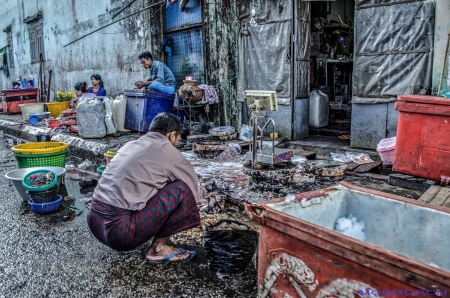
[290,0,297,140]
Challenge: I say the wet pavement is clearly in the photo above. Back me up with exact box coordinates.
[0,151,257,297]
[0,138,427,297]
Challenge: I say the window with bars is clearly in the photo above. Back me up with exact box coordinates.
[7,30,14,68]
[164,0,204,87]
[29,24,44,63]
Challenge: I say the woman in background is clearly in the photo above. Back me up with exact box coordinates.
[87,74,107,96]
[72,82,89,108]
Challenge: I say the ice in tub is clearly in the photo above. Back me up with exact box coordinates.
[267,184,450,272]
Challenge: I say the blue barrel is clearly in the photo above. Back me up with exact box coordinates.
[124,90,186,132]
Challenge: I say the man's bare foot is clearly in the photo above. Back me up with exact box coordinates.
[145,236,190,262]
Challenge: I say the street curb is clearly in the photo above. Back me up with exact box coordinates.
[0,119,110,162]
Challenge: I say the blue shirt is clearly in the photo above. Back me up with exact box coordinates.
[87,87,107,96]
[147,61,176,87]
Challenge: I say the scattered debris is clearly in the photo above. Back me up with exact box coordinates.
[304,160,347,179]
[388,173,435,191]
[193,140,227,159]
[345,171,388,181]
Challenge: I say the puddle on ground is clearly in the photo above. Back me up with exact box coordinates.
[61,169,99,222]
[104,243,257,297]
[177,243,256,282]
[183,151,246,180]
[19,169,96,224]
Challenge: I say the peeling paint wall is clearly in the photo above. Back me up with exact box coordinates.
[202,0,240,127]
[0,0,161,97]
[0,0,238,127]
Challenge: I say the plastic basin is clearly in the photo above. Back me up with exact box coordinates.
[28,195,62,213]
[104,151,116,164]
[5,166,66,201]
[49,120,62,129]
[29,112,50,125]
[45,102,70,118]
[22,169,58,192]
[18,103,45,122]
[97,166,106,174]
[28,185,59,204]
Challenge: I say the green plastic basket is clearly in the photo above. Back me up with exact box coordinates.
[22,169,58,192]
[14,149,69,169]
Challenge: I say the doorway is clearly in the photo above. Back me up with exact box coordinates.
[309,0,355,139]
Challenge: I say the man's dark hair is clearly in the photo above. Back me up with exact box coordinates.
[149,113,182,136]
[138,51,153,60]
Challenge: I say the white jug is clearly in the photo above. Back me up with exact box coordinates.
[112,95,130,132]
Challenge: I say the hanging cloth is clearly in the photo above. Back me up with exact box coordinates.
[162,36,173,56]
[198,85,219,113]
[0,47,9,78]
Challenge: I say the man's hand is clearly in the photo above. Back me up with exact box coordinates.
[134,81,146,89]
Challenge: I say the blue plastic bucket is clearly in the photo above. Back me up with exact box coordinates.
[28,194,63,213]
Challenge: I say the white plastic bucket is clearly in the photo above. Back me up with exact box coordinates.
[5,166,66,201]
[376,137,396,165]
[19,103,45,122]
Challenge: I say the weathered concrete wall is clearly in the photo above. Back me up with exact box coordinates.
[351,102,399,149]
[293,98,309,140]
[202,0,239,127]
[267,105,292,140]
[0,0,161,97]
[431,0,450,94]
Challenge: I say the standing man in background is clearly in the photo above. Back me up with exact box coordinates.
[135,51,177,95]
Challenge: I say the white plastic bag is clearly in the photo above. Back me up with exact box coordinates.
[291,155,308,165]
[76,98,106,138]
[112,95,130,132]
[345,152,374,164]
[330,153,353,163]
[239,124,253,142]
[103,96,116,134]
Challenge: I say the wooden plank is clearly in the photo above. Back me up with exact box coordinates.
[442,195,450,209]
[432,187,450,206]
[354,161,382,173]
[345,162,360,171]
[418,185,441,203]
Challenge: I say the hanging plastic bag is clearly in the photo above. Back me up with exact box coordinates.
[103,96,116,134]
[204,219,258,274]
